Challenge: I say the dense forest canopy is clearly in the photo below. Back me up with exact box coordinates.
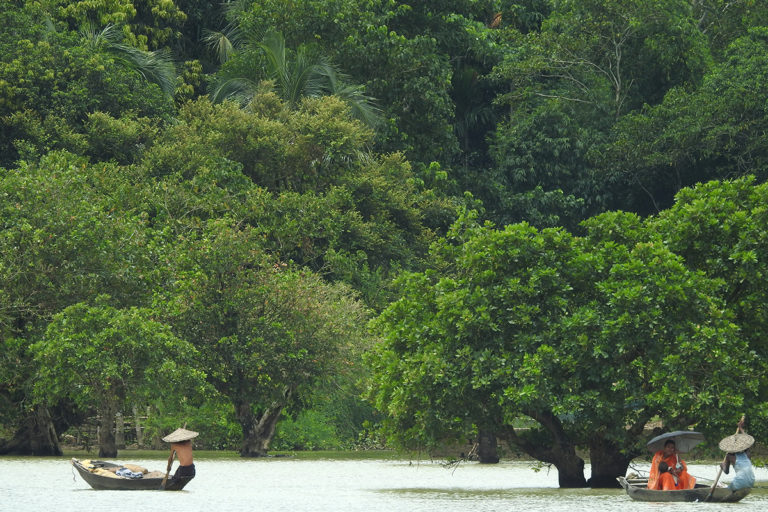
[2,0,768,487]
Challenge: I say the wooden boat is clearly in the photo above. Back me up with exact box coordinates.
[71,458,192,490]
[618,476,750,503]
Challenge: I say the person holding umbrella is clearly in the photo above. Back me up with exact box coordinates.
[646,431,702,490]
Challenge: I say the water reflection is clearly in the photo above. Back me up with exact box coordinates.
[0,457,766,512]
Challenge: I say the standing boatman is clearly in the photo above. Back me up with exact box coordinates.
[162,427,199,489]
[718,418,755,491]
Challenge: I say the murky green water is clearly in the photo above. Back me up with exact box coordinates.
[1,457,766,511]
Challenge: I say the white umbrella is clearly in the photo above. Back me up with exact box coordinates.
[646,431,705,453]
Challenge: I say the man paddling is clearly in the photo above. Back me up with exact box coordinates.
[718,419,755,491]
[162,427,198,489]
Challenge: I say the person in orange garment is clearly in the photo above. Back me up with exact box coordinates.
[657,461,681,490]
[647,439,697,489]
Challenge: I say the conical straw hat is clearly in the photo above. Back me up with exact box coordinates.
[718,433,754,453]
[162,427,199,443]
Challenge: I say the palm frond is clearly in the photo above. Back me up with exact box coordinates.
[109,44,177,97]
[80,22,121,50]
[321,68,382,128]
[203,29,238,64]
[209,29,382,130]
[210,76,261,105]
[81,23,176,98]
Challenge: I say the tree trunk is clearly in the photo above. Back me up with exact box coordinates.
[554,452,587,488]
[503,410,588,488]
[236,401,284,457]
[133,405,143,447]
[587,436,636,488]
[115,412,125,449]
[0,406,61,455]
[477,429,500,463]
[98,401,118,457]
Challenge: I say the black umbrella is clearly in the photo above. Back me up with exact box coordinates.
[646,431,705,453]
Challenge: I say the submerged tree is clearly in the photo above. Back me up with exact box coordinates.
[368,208,756,487]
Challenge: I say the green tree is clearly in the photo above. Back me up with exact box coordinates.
[497,0,709,118]
[227,1,461,164]
[368,209,756,487]
[159,219,372,456]
[484,104,591,229]
[692,0,768,54]
[31,298,205,457]
[144,96,371,191]
[0,151,156,454]
[139,97,455,308]
[49,0,187,50]
[566,211,756,485]
[485,0,712,221]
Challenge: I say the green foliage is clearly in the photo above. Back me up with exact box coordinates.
[498,0,709,117]
[272,410,343,451]
[84,111,159,164]
[230,0,466,164]
[693,0,768,54]
[31,297,205,412]
[153,216,372,452]
[600,28,768,213]
[143,396,241,450]
[0,151,154,328]
[51,0,187,50]
[139,97,454,307]
[0,6,173,167]
[80,23,177,97]
[651,177,768,436]
[144,96,371,191]
[6,0,768,459]
[0,150,159,441]
[210,30,381,128]
[368,204,759,481]
[485,104,590,228]
[174,59,205,104]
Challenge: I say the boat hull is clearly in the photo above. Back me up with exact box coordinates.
[71,458,191,491]
[618,476,750,502]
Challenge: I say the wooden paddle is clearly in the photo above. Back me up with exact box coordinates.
[705,416,745,501]
[160,448,176,489]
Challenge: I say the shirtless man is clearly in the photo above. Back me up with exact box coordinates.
[162,427,198,488]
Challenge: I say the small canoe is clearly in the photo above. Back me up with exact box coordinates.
[617,476,750,503]
[71,458,192,491]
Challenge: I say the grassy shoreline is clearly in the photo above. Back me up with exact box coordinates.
[54,448,762,466]
[61,448,403,460]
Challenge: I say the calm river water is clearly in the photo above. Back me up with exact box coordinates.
[1,456,767,511]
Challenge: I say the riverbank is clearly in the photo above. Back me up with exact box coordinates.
[60,448,403,460]
[55,445,765,469]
